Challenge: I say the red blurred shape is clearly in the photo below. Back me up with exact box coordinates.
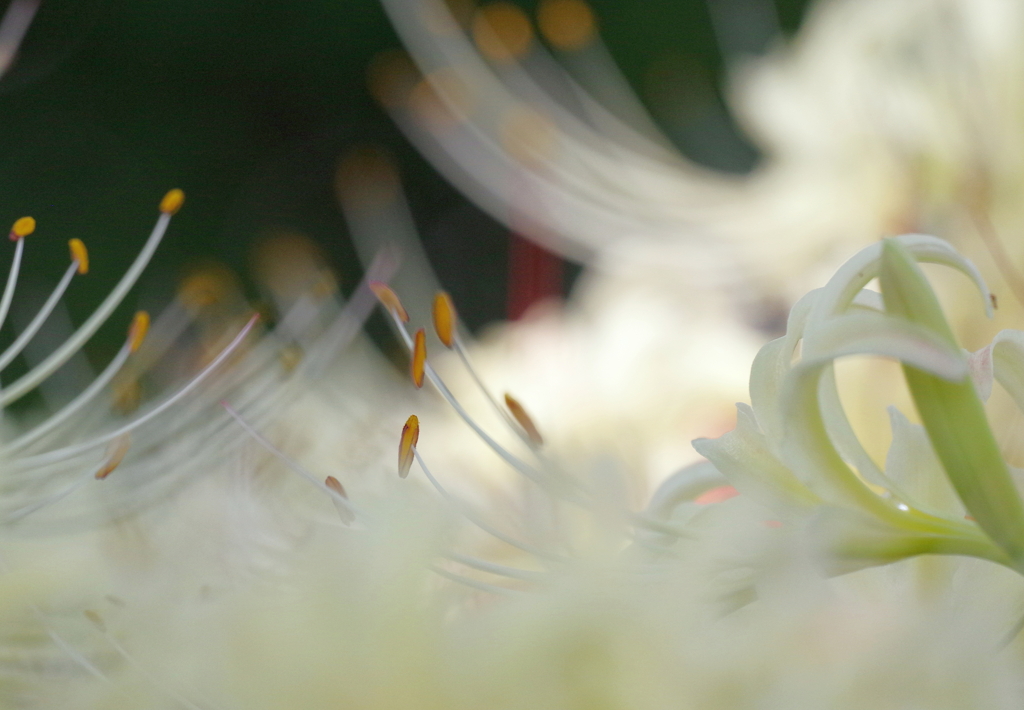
[507,233,562,320]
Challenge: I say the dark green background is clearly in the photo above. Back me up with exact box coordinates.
[0,0,810,372]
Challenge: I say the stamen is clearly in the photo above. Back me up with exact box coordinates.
[411,328,427,388]
[128,311,150,353]
[0,232,25,333]
[0,258,82,372]
[0,192,181,408]
[9,215,33,240]
[411,447,562,560]
[84,609,215,710]
[429,564,523,596]
[68,238,89,274]
[221,401,362,523]
[444,551,546,582]
[324,475,355,525]
[399,414,419,478]
[9,314,258,470]
[432,290,456,348]
[94,433,131,480]
[504,392,544,445]
[369,280,409,322]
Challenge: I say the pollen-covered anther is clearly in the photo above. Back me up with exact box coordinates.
[159,188,185,215]
[95,434,131,480]
[68,238,89,274]
[432,291,457,348]
[399,414,419,478]
[127,311,150,353]
[504,393,544,445]
[9,216,34,241]
[369,280,409,322]
[411,328,427,388]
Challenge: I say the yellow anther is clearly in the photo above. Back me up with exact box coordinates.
[159,188,185,215]
[473,2,534,62]
[537,0,596,51]
[504,393,544,445]
[127,311,150,353]
[411,328,427,388]
[9,216,34,241]
[369,281,410,323]
[95,434,131,480]
[68,238,89,274]
[432,291,457,348]
[399,414,420,478]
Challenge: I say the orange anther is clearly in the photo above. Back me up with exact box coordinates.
[159,188,185,215]
[504,393,543,445]
[127,311,150,353]
[68,238,89,274]
[9,216,34,240]
[411,328,427,388]
[432,291,456,348]
[399,414,420,478]
[369,281,410,322]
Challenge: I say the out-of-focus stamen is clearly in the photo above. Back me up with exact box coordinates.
[10,314,258,470]
[84,609,214,710]
[504,392,543,445]
[94,434,131,480]
[399,414,419,477]
[1,320,141,453]
[411,447,562,560]
[369,280,410,322]
[325,475,355,525]
[221,401,362,524]
[128,311,150,353]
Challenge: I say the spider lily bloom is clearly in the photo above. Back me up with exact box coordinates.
[694,234,1024,574]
